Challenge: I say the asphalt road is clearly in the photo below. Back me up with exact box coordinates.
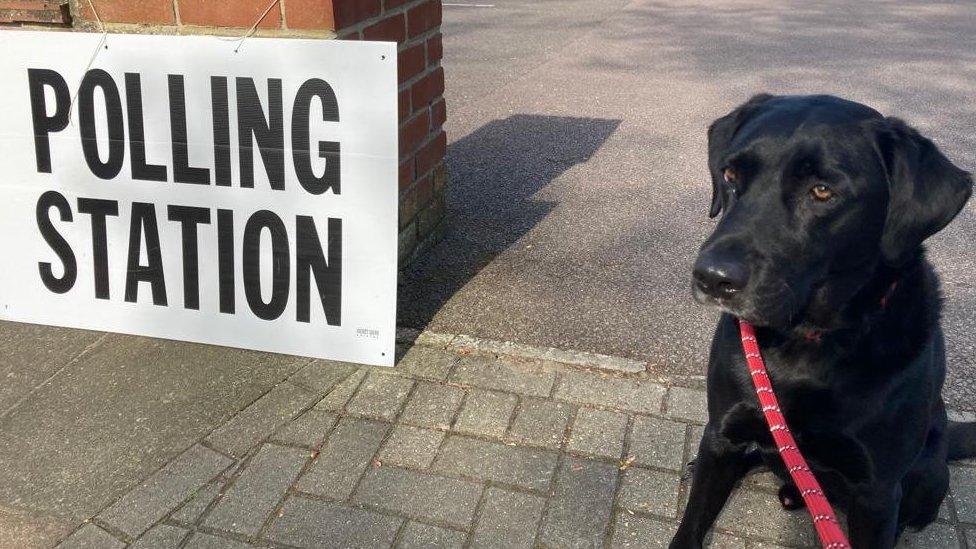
[398,0,976,409]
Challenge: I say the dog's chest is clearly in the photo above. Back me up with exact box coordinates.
[721,376,875,482]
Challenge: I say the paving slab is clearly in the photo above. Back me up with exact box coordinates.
[204,444,308,537]
[395,345,458,381]
[715,488,816,546]
[206,383,317,458]
[345,372,415,421]
[269,497,402,549]
[507,397,574,449]
[707,533,747,549]
[0,335,301,521]
[450,355,556,397]
[315,369,367,411]
[379,425,446,469]
[610,514,677,549]
[183,532,256,549]
[568,407,629,459]
[98,444,233,538]
[539,457,619,548]
[666,387,708,424]
[0,505,75,549]
[0,323,102,415]
[56,523,125,549]
[130,524,190,549]
[286,361,357,393]
[397,521,466,549]
[400,381,465,429]
[896,521,962,548]
[453,389,517,438]
[433,436,558,492]
[270,410,339,448]
[618,467,682,519]
[951,466,976,523]
[629,415,687,471]
[171,481,223,525]
[555,371,666,414]
[470,487,546,549]
[352,466,483,529]
[296,417,390,500]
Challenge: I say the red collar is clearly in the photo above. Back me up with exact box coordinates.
[800,280,899,344]
[879,280,899,309]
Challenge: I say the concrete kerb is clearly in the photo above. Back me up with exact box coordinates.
[396,327,648,375]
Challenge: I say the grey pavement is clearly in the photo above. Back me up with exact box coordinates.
[47,334,976,548]
[397,0,976,410]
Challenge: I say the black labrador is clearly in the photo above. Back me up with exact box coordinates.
[671,94,976,548]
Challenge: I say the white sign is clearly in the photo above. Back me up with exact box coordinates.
[0,32,398,366]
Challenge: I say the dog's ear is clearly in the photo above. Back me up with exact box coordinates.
[706,93,773,217]
[873,117,973,266]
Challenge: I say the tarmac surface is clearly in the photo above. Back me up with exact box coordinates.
[399,0,976,410]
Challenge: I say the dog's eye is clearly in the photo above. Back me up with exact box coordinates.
[810,183,834,201]
[723,167,737,183]
[722,167,738,186]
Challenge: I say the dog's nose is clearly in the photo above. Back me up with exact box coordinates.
[693,254,749,299]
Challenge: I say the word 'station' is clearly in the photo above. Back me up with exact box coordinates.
[0,33,398,366]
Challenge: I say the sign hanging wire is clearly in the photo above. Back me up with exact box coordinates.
[67,0,109,124]
[221,0,281,53]
[67,0,279,124]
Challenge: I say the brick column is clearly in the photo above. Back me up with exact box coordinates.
[333,0,447,264]
[16,0,448,265]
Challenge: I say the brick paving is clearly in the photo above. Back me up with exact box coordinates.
[55,333,976,548]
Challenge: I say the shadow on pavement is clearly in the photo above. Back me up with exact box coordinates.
[397,114,621,338]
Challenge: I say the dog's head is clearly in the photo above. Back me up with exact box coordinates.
[693,94,972,329]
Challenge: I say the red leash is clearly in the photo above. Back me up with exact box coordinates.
[739,320,851,549]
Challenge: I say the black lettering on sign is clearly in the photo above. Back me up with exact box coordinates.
[77,198,119,299]
[36,190,77,294]
[125,73,167,182]
[169,75,210,185]
[296,216,341,325]
[27,69,70,173]
[237,78,284,190]
[243,210,289,320]
[211,76,232,187]
[292,79,340,195]
[167,205,211,310]
[125,202,167,305]
[78,69,125,180]
[217,209,235,314]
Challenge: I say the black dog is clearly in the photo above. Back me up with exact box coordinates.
[671,94,976,548]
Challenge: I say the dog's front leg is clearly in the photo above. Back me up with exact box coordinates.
[670,423,750,549]
[848,484,902,549]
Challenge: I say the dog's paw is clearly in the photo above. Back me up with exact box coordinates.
[681,459,696,480]
[777,483,806,510]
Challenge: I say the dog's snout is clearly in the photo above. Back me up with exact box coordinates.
[693,253,750,299]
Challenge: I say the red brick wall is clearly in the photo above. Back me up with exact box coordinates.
[0,1,70,25]
[336,0,446,263]
[9,0,447,265]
